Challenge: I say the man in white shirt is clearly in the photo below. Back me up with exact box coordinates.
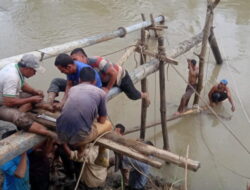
[0,54,56,138]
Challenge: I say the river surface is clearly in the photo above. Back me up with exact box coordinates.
[0,0,250,189]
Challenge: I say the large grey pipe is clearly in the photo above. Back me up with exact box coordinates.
[0,15,164,69]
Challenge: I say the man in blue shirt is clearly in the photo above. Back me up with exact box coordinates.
[42,53,102,111]
[0,130,30,190]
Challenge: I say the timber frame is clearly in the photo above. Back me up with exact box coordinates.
[0,0,223,175]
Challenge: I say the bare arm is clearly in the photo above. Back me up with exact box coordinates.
[62,144,71,157]
[14,152,27,178]
[103,67,118,92]
[22,82,44,97]
[3,96,42,107]
[54,80,73,111]
[61,80,73,105]
[226,87,235,112]
[208,86,216,103]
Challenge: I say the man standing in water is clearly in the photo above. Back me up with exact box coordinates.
[208,79,235,112]
[174,59,199,115]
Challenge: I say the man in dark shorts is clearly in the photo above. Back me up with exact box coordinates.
[208,79,235,112]
[70,48,150,106]
[56,67,112,153]
[174,59,199,115]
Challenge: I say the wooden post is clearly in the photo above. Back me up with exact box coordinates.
[193,0,220,105]
[208,27,223,64]
[158,25,169,150]
[140,14,148,140]
[150,14,158,38]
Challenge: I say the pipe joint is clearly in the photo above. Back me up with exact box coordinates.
[117,27,127,38]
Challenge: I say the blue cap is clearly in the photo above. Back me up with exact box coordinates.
[220,79,228,85]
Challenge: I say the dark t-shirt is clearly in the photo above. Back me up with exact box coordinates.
[56,83,107,138]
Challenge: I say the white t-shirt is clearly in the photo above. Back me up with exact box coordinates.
[0,64,24,105]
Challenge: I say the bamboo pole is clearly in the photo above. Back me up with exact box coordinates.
[125,106,207,135]
[208,27,223,64]
[0,16,165,69]
[193,0,220,104]
[0,119,200,171]
[184,145,189,190]
[96,138,162,168]
[0,32,203,165]
[158,28,169,150]
[103,132,200,171]
[140,13,148,140]
[0,131,45,165]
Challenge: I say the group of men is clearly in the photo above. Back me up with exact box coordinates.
[174,58,235,115]
[0,48,152,190]
[0,49,236,190]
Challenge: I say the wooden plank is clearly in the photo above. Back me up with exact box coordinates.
[125,106,208,135]
[103,132,200,172]
[96,138,162,169]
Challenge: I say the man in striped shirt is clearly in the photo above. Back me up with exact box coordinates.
[70,48,150,106]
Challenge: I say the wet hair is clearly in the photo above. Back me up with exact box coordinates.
[2,130,17,140]
[115,124,126,134]
[145,140,154,146]
[70,48,88,57]
[79,67,96,82]
[54,53,74,67]
[191,59,196,65]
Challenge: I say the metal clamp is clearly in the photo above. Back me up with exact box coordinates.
[117,27,127,38]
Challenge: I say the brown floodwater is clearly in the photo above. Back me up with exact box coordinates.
[0,0,250,189]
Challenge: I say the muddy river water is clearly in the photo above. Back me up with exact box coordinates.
[0,0,250,189]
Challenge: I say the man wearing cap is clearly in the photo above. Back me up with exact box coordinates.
[174,59,199,115]
[208,79,235,112]
[0,54,57,138]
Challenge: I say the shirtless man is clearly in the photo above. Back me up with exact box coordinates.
[175,59,199,115]
[208,79,235,112]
